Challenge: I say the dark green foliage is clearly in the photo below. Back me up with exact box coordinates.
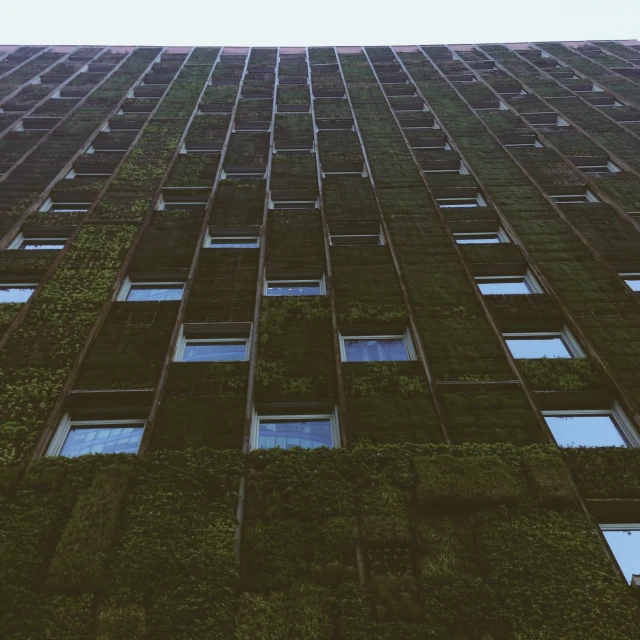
[517,357,608,391]
[151,362,248,450]
[211,180,266,225]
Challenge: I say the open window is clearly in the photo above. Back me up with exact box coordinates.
[542,403,639,447]
[339,329,416,362]
[264,274,325,297]
[435,188,486,208]
[620,273,640,292]
[329,224,384,246]
[9,228,69,250]
[174,323,251,362]
[453,226,509,244]
[157,188,209,212]
[40,194,93,213]
[205,225,260,248]
[501,134,543,148]
[548,187,599,204]
[600,524,640,585]
[0,283,37,303]
[570,156,621,174]
[523,112,569,128]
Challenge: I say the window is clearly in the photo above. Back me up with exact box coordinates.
[330,225,384,246]
[524,113,569,127]
[158,188,209,212]
[47,416,145,457]
[40,197,92,213]
[501,134,543,148]
[421,159,468,174]
[475,272,542,295]
[497,87,527,96]
[339,330,416,362]
[549,189,599,204]
[0,284,36,303]
[8,233,67,250]
[174,325,250,362]
[251,410,339,450]
[410,137,451,150]
[269,191,318,209]
[453,228,509,244]
[600,524,640,584]
[542,405,638,447]
[611,111,640,124]
[588,96,623,107]
[264,277,325,296]
[435,189,487,208]
[503,329,583,359]
[206,234,259,248]
[470,100,508,111]
[620,273,640,292]
[117,278,185,302]
[66,168,112,180]
[571,157,621,174]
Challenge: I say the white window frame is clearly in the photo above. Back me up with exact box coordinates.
[204,231,260,248]
[250,408,340,451]
[0,283,37,302]
[173,327,251,362]
[502,327,584,358]
[453,228,510,244]
[116,277,186,302]
[339,329,417,362]
[620,273,640,292]
[475,272,543,294]
[575,161,621,174]
[422,162,469,175]
[329,228,385,246]
[39,197,92,213]
[46,415,146,457]
[8,233,67,250]
[542,403,640,447]
[550,190,599,204]
[263,276,326,296]
[436,192,487,208]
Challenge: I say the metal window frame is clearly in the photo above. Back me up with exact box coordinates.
[250,408,340,451]
[436,192,487,208]
[541,404,640,448]
[173,326,251,362]
[8,233,67,250]
[502,328,585,359]
[453,227,510,244]
[39,197,92,213]
[329,228,385,246]
[203,231,260,248]
[338,328,417,362]
[46,415,146,457]
[575,160,621,174]
[263,276,326,297]
[620,272,640,291]
[116,277,186,302]
[550,190,599,204]
[475,271,543,295]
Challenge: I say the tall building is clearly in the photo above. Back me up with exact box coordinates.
[1,40,640,638]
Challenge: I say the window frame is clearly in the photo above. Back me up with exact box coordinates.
[204,231,260,248]
[174,328,251,362]
[8,233,68,250]
[39,197,92,213]
[0,283,37,303]
[329,227,385,246]
[575,160,621,174]
[502,328,584,359]
[599,523,640,585]
[436,192,487,208]
[475,272,543,295]
[46,415,146,457]
[117,277,186,302]
[550,190,599,204]
[620,273,640,292]
[453,228,510,244]
[263,276,326,297]
[339,329,417,363]
[250,408,340,451]
[542,403,640,448]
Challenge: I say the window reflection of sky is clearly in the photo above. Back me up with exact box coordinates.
[478,279,531,295]
[60,425,144,457]
[545,415,626,447]
[183,341,246,362]
[266,282,320,296]
[258,419,333,449]
[0,286,35,303]
[127,284,184,301]
[506,337,571,359]
[602,529,640,583]
[344,338,408,362]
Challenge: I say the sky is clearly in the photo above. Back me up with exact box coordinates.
[0,0,638,47]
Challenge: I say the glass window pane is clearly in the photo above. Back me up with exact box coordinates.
[545,415,626,447]
[183,341,246,362]
[602,529,640,583]
[21,240,65,250]
[478,279,532,295]
[624,278,640,292]
[344,338,409,362]
[455,234,500,244]
[506,337,572,359]
[60,424,144,457]
[0,286,35,303]
[266,282,321,296]
[126,284,184,301]
[210,238,258,248]
[258,418,333,449]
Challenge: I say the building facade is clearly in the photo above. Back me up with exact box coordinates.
[1,41,640,637]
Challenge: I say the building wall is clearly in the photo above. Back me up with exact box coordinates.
[1,42,640,638]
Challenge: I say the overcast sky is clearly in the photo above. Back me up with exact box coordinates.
[1,0,638,47]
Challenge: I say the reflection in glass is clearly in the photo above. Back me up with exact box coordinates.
[183,341,246,362]
[344,338,409,362]
[478,279,532,295]
[60,424,144,457]
[0,286,35,303]
[126,284,184,301]
[624,278,640,292]
[21,240,66,250]
[602,528,640,583]
[266,281,321,296]
[506,337,572,359]
[545,414,626,447]
[210,237,259,248]
[258,418,333,449]
[455,233,501,244]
